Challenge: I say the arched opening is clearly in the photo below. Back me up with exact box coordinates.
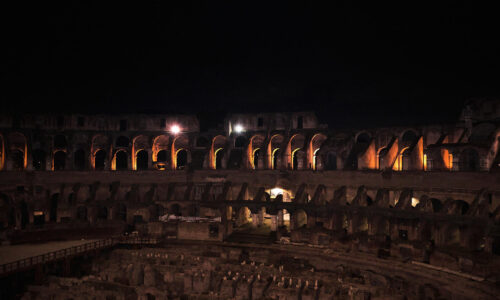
[292,148,300,170]
[20,201,29,229]
[378,148,388,170]
[50,194,59,222]
[11,150,24,170]
[356,132,371,144]
[253,148,261,169]
[156,150,168,170]
[459,148,480,171]
[74,149,85,170]
[272,148,280,170]
[76,206,87,221]
[53,151,66,170]
[115,136,130,148]
[53,135,67,149]
[430,198,443,212]
[176,149,188,169]
[32,149,46,170]
[94,149,106,170]
[326,152,337,170]
[215,148,224,170]
[136,150,148,170]
[33,211,45,227]
[401,130,418,146]
[294,209,307,229]
[401,148,411,171]
[235,136,246,148]
[115,150,128,170]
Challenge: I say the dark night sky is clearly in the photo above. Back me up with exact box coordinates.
[3,1,500,129]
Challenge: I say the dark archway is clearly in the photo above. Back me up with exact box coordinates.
[53,151,66,170]
[32,149,46,171]
[401,148,411,171]
[11,150,24,170]
[136,150,148,170]
[356,133,371,144]
[115,151,128,170]
[378,148,388,170]
[170,203,181,216]
[97,207,108,220]
[20,201,29,229]
[176,149,188,169]
[95,150,106,170]
[215,148,225,170]
[116,203,127,221]
[157,150,167,163]
[272,148,280,170]
[74,149,85,170]
[253,149,261,169]
[401,130,418,144]
[116,136,130,148]
[53,135,67,149]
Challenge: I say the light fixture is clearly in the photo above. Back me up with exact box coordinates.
[170,125,181,135]
[234,124,244,133]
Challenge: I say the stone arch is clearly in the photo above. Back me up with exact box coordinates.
[8,132,27,170]
[53,150,66,170]
[459,148,480,171]
[210,135,227,169]
[32,149,46,170]
[400,129,418,145]
[113,150,128,170]
[152,135,170,169]
[398,147,411,171]
[267,134,284,169]
[76,206,88,221]
[94,149,106,170]
[236,206,253,227]
[309,133,327,170]
[377,147,388,170]
[248,134,265,169]
[91,135,109,170]
[172,135,190,170]
[132,135,150,170]
[355,131,372,144]
[287,134,306,170]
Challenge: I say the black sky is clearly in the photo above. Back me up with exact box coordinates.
[3,1,500,129]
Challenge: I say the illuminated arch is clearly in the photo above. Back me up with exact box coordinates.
[171,134,189,170]
[308,133,327,170]
[112,149,128,170]
[8,132,27,170]
[248,134,265,169]
[132,135,150,170]
[267,134,284,169]
[286,134,305,170]
[210,135,227,169]
[91,134,109,170]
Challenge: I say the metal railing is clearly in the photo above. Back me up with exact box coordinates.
[0,236,160,276]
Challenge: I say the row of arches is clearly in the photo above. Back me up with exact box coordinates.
[0,131,489,172]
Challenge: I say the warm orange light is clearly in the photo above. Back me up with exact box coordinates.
[423,154,427,171]
[449,153,453,170]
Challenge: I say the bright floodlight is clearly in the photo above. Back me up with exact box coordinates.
[234,124,244,133]
[170,125,181,134]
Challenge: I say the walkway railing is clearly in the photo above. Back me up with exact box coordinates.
[0,236,160,276]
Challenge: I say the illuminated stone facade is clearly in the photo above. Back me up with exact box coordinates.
[1,99,500,297]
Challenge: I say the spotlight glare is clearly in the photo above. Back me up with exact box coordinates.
[234,124,244,133]
[170,125,181,134]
